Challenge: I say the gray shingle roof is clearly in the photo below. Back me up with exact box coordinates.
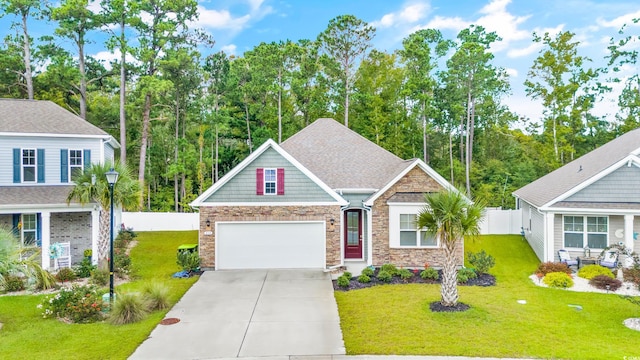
[513,128,640,207]
[0,98,109,136]
[280,118,412,189]
[0,186,91,206]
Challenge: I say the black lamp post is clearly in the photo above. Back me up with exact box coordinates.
[105,168,119,303]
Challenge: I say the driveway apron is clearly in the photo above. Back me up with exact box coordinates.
[129,269,345,359]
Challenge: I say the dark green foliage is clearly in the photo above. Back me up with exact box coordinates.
[578,265,614,280]
[398,268,413,280]
[40,285,105,323]
[535,262,572,276]
[176,251,201,272]
[90,268,109,286]
[589,275,622,291]
[343,271,352,279]
[74,257,96,278]
[358,274,371,283]
[108,292,149,325]
[337,274,350,288]
[114,253,131,276]
[380,264,398,276]
[420,268,439,280]
[4,274,25,292]
[377,270,392,282]
[361,267,374,277]
[467,250,496,275]
[457,268,477,283]
[55,267,77,283]
[543,272,574,288]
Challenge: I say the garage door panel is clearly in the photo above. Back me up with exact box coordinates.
[217,222,325,270]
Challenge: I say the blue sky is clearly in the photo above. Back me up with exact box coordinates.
[2,0,639,124]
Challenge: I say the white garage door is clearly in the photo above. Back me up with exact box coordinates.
[216,221,325,270]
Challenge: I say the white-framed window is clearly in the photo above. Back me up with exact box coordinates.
[264,168,276,195]
[389,205,438,248]
[563,215,608,249]
[69,149,83,180]
[22,149,36,182]
[21,213,37,247]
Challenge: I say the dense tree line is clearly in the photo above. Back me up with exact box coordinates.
[1,2,638,211]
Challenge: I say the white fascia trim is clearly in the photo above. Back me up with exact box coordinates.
[0,132,114,141]
[216,220,325,225]
[191,139,347,207]
[0,204,96,214]
[364,159,459,206]
[543,207,640,215]
[387,202,427,206]
[540,154,640,209]
[336,188,378,194]
[195,201,343,207]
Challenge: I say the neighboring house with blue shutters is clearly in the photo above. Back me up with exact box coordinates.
[0,99,119,270]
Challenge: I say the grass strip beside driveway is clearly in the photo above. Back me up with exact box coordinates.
[335,235,640,359]
[0,231,199,360]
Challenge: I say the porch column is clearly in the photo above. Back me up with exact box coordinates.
[91,208,100,265]
[545,212,555,262]
[366,209,373,266]
[40,211,51,270]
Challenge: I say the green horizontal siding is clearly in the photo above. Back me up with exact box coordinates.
[204,147,337,203]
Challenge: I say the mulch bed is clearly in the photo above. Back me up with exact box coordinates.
[430,301,470,312]
[332,269,496,291]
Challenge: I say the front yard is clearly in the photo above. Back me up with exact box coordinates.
[0,231,199,360]
[335,235,640,359]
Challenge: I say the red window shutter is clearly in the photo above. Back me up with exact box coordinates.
[277,168,285,195]
[256,168,264,195]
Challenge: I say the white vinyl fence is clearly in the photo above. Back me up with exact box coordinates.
[122,212,199,231]
[124,209,522,235]
[479,208,522,235]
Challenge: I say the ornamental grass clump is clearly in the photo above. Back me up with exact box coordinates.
[578,264,614,280]
[543,271,574,288]
[142,282,170,311]
[108,292,150,325]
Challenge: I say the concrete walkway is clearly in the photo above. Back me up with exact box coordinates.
[130,270,345,359]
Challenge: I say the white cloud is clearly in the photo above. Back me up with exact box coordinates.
[505,68,518,77]
[597,10,640,29]
[88,0,102,14]
[475,0,531,53]
[91,49,138,70]
[424,15,469,32]
[221,44,237,55]
[507,42,541,58]
[371,1,430,29]
[196,5,251,31]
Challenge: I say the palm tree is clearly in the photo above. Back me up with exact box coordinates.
[417,189,484,307]
[66,162,140,265]
[0,227,56,291]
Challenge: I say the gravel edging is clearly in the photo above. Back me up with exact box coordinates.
[529,274,640,296]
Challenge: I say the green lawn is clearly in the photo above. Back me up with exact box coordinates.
[335,235,640,359]
[0,231,199,360]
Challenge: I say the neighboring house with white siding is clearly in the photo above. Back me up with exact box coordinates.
[0,99,119,270]
[513,128,640,263]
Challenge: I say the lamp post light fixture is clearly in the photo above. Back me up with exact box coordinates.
[105,168,119,304]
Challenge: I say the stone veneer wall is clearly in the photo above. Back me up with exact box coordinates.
[371,166,464,267]
[198,205,342,269]
[50,212,92,265]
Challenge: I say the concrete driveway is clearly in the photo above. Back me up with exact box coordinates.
[129,269,345,359]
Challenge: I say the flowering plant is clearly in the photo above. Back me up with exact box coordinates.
[38,285,105,323]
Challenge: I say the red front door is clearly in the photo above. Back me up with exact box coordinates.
[344,209,362,259]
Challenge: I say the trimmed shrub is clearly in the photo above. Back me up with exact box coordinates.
[4,274,25,292]
[342,271,352,279]
[535,262,572,276]
[467,250,496,275]
[109,292,150,325]
[380,264,398,276]
[377,270,392,282]
[176,251,201,272]
[74,257,96,278]
[39,285,105,323]
[358,274,371,283]
[578,264,614,280]
[589,275,622,291]
[361,267,374,277]
[543,272,574,288]
[90,268,109,286]
[398,268,413,281]
[420,268,439,280]
[142,282,170,311]
[457,267,477,284]
[337,275,350,288]
[114,253,132,276]
[55,267,77,283]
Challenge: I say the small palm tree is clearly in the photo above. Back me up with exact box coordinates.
[66,162,140,265]
[417,189,484,307]
[0,227,56,291]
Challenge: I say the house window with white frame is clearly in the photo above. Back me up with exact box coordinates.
[21,214,37,247]
[22,149,36,182]
[399,214,437,247]
[69,150,83,180]
[563,215,608,249]
[264,168,276,195]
